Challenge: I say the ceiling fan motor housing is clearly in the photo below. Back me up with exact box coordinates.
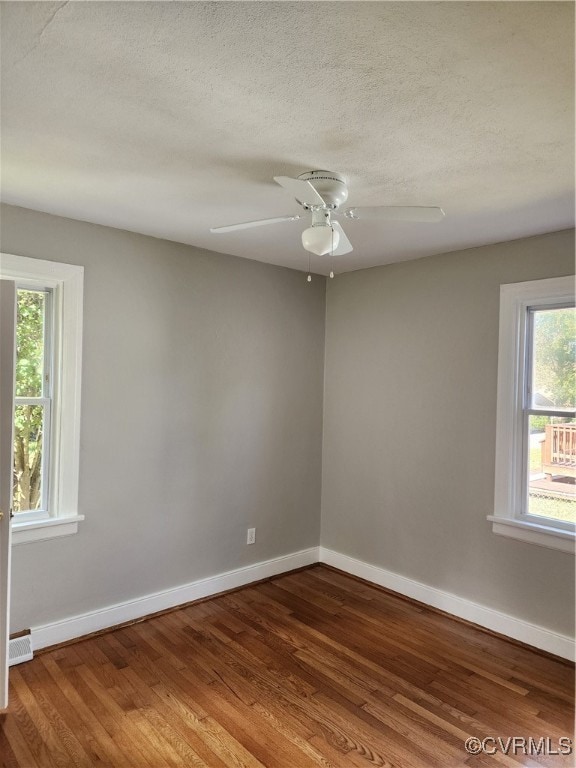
[297,170,349,209]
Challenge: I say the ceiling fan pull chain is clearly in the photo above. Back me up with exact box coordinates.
[329,227,335,278]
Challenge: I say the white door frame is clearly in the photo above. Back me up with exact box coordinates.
[0,280,15,709]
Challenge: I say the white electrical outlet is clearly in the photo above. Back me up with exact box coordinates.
[247,527,256,545]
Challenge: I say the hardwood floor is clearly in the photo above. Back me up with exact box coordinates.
[1,565,574,767]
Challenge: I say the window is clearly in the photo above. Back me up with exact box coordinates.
[0,254,84,544]
[13,287,52,519]
[491,276,575,553]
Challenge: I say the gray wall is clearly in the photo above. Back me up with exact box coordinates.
[1,204,326,631]
[322,229,575,636]
[3,202,574,641]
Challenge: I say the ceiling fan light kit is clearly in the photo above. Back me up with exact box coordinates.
[301,225,339,257]
[210,170,445,272]
[301,209,340,256]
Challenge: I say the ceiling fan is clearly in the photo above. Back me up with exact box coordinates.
[210,170,445,257]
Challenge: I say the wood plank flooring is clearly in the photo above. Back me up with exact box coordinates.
[0,565,574,767]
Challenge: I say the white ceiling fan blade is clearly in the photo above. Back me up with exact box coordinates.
[331,221,353,255]
[210,214,300,233]
[345,206,445,223]
[273,176,326,206]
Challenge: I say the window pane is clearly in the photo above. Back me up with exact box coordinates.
[15,289,46,398]
[13,404,44,513]
[527,415,576,523]
[531,307,575,410]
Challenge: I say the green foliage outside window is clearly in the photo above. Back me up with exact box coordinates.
[13,290,46,512]
[533,307,575,409]
[529,308,575,434]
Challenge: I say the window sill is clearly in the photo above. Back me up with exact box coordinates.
[12,515,84,545]
[487,516,575,554]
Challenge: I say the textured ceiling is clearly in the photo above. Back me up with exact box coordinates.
[1,1,574,274]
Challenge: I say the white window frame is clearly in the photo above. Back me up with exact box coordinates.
[489,275,575,554]
[0,253,84,544]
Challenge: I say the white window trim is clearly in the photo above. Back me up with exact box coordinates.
[490,275,575,554]
[0,253,84,545]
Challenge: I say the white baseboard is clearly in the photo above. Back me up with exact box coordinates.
[31,547,319,651]
[29,544,574,662]
[319,547,575,662]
